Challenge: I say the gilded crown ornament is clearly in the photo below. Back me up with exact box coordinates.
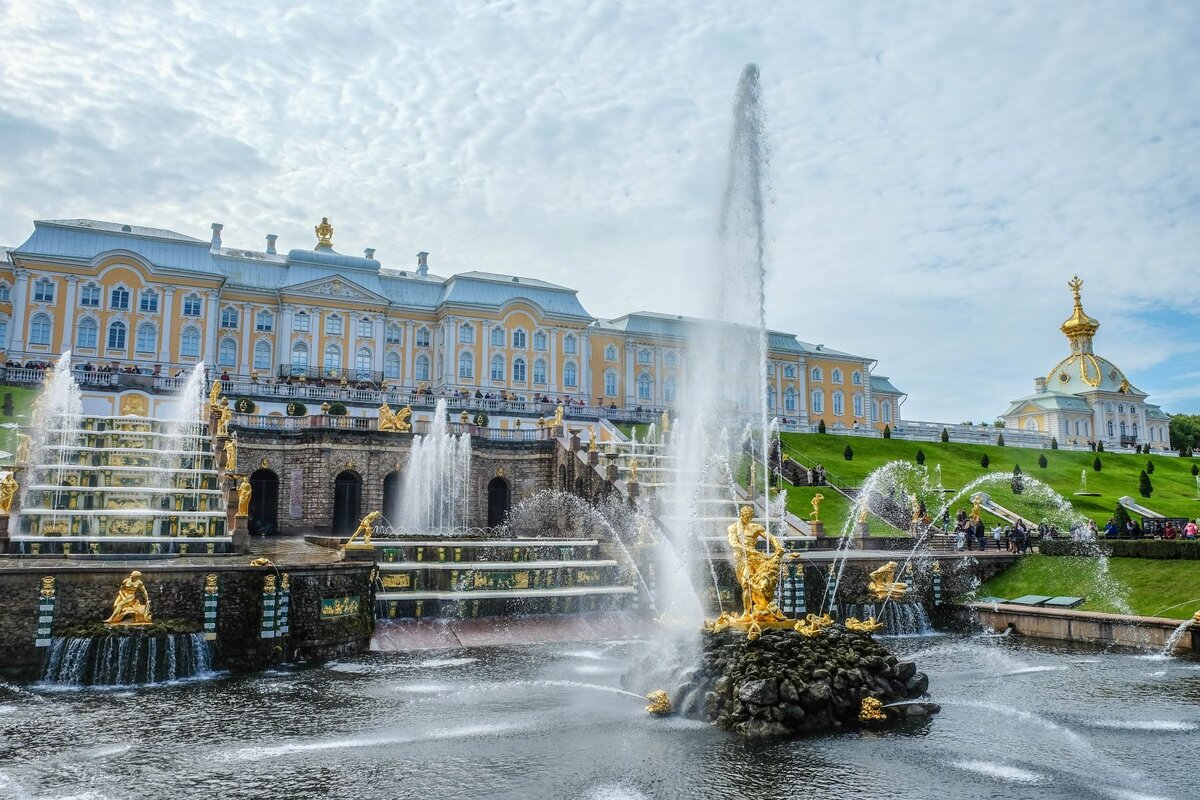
[315,217,334,248]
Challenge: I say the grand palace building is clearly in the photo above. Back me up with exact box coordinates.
[0,217,904,430]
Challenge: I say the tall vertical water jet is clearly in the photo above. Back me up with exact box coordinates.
[24,351,83,509]
[391,399,471,533]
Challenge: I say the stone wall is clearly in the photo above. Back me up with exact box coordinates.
[0,562,374,681]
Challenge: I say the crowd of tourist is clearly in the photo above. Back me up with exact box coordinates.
[1104,517,1198,539]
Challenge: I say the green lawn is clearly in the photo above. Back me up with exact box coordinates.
[783,485,893,536]
[782,432,1200,528]
[0,385,39,463]
[612,421,661,443]
[974,555,1200,620]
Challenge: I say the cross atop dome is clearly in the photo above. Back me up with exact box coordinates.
[1060,274,1100,351]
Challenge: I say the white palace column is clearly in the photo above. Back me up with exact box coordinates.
[158,287,175,363]
[373,314,385,376]
[548,329,558,394]
[9,269,28,353]
[797,358,809,424]
[403,321,415,388]
[442,317,457,390]
[204,290,220,368]
[624,341,635,407]
[580,331,591,400]
[276,305,294,373]
[60,276,79,355]
[482,321,492,388]
[240,303,253,376]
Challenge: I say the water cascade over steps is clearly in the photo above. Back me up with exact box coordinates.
[40,632,212,686]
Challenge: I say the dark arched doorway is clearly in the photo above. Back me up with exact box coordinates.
[332,470,362,535]
[382,470,402,526]
[487,477,510,528]
[248,468,279,535]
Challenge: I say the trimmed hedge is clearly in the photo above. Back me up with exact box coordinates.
[1040,539,1200,559]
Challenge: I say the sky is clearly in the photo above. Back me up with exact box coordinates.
[1,0,1197,421]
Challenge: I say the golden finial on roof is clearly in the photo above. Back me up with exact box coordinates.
[315,217,334,249]
[1060,274,1099,341]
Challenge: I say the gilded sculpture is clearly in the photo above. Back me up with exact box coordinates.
[216,397,233,437]
[14,433,29,464]
[223,435,237,472]
[629,458,639,483]
[207,380,222,414]
[346,510,382,547]
[704,506,798,640]
[204,573,218,594]
[236,476,252,517]
[858,696,888,722]
[845,616,884,633]
[794,612,834,638]
[809,493,824,523]
[645,690,672,715]
[867,561,908,601]
[856,503,869,525]
[315,216,334,248]
[0,471,19,514]
[378,403,412,433]
[970,493,982,522]
[104,570,153,626]
[552,404,564,430]
[587,425,597,453]
[40,575,55,598]
[908,493,922,524]
[660,410,670,433]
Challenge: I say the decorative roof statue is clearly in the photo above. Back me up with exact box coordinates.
[315,216,334,249]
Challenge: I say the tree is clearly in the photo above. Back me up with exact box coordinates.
[1097,441,1104,453]
[1,393,12,416]
[1050,437,1058,450]
[1038,453,1048,469]
[940,428,949,443]
[1192,463,1199,477]
[1138,469,1153,498]
[1113,502,1131,532]
[980,454,990,469]
[1093,456,1102,472]
[328,402,348,416]
[817,419,826,434]
[1012,464,1024,494]
[843,445,854,461]
[1145,460,1154,475]
[882,425,891,439]
[996,433,1005,447]
[286,401,307,416]
[994,420,1006,429]
[1169,413,1200,455]
[916,449,926,466]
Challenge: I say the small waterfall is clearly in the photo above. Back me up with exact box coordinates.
[391,399,471,533]
[40,633,212,686]
[1160,618,1194,656]
[835,601,934,637]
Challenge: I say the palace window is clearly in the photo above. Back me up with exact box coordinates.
[180,326,200,358]
[80,283,100,307]
[785,387,797,413]
[0,282,10,302]
[810,390,824,414]
[218,338,237,367]
[254,341,271,371]
[533,330,547,351]
[833,391,845,416]
[324,344,342,372]
[638,348,651,365]
[291,342,309,369]
[665,376,677,403]
[386,323,402,344]
[355,347,372,376]
[490,326,506,347]
[666,351,678,367]
[853,393,864,418]
[882,402,892,423]
[459,351,474,380]
[325,314,343,336]
[107,320,127,351]
[563,361,578,388]
[810,366,822,382]
[784,365,795,378]
[512,328,527,349]
[76,318,98,349]
[563,334,577,355]
[0,319,7,348]
[831,369,843,384]
[182,294,201,317]
[460,323,475,344]
[852,371,862,385]
[512,357,527,383]
[110,286,130,311]
[533,358,547,384]
[637,373,653,401]
[33,279,55,303]
[490,355,505,381]
[357,317,373,338]
[416,327,431,347]
[415,354,431,382]
[135,323,156,353]
[1107,421,1114,437]
[256,310,273,332]
[139,289,159,313]
[293,312,310,332]
[220,307,239,329]
[604,370,618,396]
[384,352,401,380]
[605,344,618,361]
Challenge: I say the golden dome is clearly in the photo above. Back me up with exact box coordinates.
[1060,275,1099,340]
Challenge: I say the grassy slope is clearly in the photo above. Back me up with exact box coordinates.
[975,555,1200,620]
[0,386,39,463]
[782,432,1200,526]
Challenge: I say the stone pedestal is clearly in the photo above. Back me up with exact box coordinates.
[810,520,824,537]
[588,450,599,466]
[628,481,640,501]
[0,514,9,554]
[232,513,249,554]
[343,544,376,562]
[569,431,581,452]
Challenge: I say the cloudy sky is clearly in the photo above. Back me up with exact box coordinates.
[2,1,1197,420]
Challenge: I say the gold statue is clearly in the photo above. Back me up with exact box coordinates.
[315,216,334,248]
[204,574,218,594]
[858,696,888,722]
[909,493,921,524]
[14,433,29,464]
[40,576,55,598]
[856,503,869,525]
[216,397,233,437]
[104,571,152,626]
[587,425,597,453]
[378,403,412,433]
[645,690,672,715]
[223,436,237,472]
[705,506,798,640]
[809,493,824,522]
[207,380,222,414]
[0,471,18,514]
[552,404,564,430]
[237,476,252,517]
[629,458,639,482]
[845,616,884,633]
[1192,609,1200,625]
[867,561,909,601]
[794,612,834,638]
[660,411,669,433]
[970,494,982,523]
[249,557,274,568]
[346,510,382,547]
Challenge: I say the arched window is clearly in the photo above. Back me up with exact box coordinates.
[604,370,618,396]
[1074,421,1081,436]
[637,373,653,401]
[291,342,309,369]
[356,317,373,338]
[460,323,475,344]
[324,344,341,372]
[638,348,651,365]
[533,358,547,384]
[490,326,505,347]
[831,369,843,384]
[138,289,159,313]
[833,391,845,416]
[355,347,372,375]
[293,312,310,332]
[1120,421,1127,437]
[326,314,343,336]
[490,355,505,381]
[512,328,527,349]
[785,387,797,413]
[33,279,55,303]
[533,330,547,350]
[180,326,200,358]
[665,351,677,367]
[254,340,271,371]
[107,320,127,350]
[512,357,527,383]
[135,323,156,353]
[563,334,577,354]
[852,371,862,385]
[415,327,430,347]
[256,310,274,332]
[80,283,99,307]
[76,318,98,349]
[1118,404,1125,414]
[605,344,618,361]
[853,393,864,418]
[458,351,473,379]
[811,391,824,414]
[563,361,578,388]
[882,402,892,423]
[182,293,201,317]
[784,365,795,378]
[220,307,239,328]
[810,366,823,382]
[1107,421,1114,437]
[0,282,11,302]
[386,323,402,344]
[0,319,7,349]
[665,376,677,403]
[767,392,775,411]
[109,285,130,310]
[415,354,431,382]
[384,352,401,379]
[218,338,237,367]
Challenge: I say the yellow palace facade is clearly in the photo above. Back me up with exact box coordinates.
[0,217,903,429]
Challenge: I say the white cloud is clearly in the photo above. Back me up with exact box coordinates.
[0,0,1197,417]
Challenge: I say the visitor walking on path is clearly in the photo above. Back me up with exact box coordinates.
[1185,520,1198,540]
[993,525,1004,552]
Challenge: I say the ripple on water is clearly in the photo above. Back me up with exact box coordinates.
[415,657,478,668]
[1002,665,1070,676]
[951,760,1048,785]
[1087,720,1198,732]
[232,722,519,760]
[585,787,649,800]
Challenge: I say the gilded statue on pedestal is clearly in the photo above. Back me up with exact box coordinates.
[970,494,983,522]
[629,458,639,482]
[207,380,222,414]
[104,570,153,626]
[216,398,233,437]
[587,425,597,453]
[223,435,237,472]
[858,696,888,722]
[552,404,564,430]
[867,561,908,601]
[645,690,671,715]
[845,616,884,633]
[0,471,19,514]
[236,476,252,517]
[346,510,382,547]
[14,433,29,464]
[660,411,670,433]
[378,403,412,433]
[809,493,824,522]
[909,493,922,524]
[705,505,798,640]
